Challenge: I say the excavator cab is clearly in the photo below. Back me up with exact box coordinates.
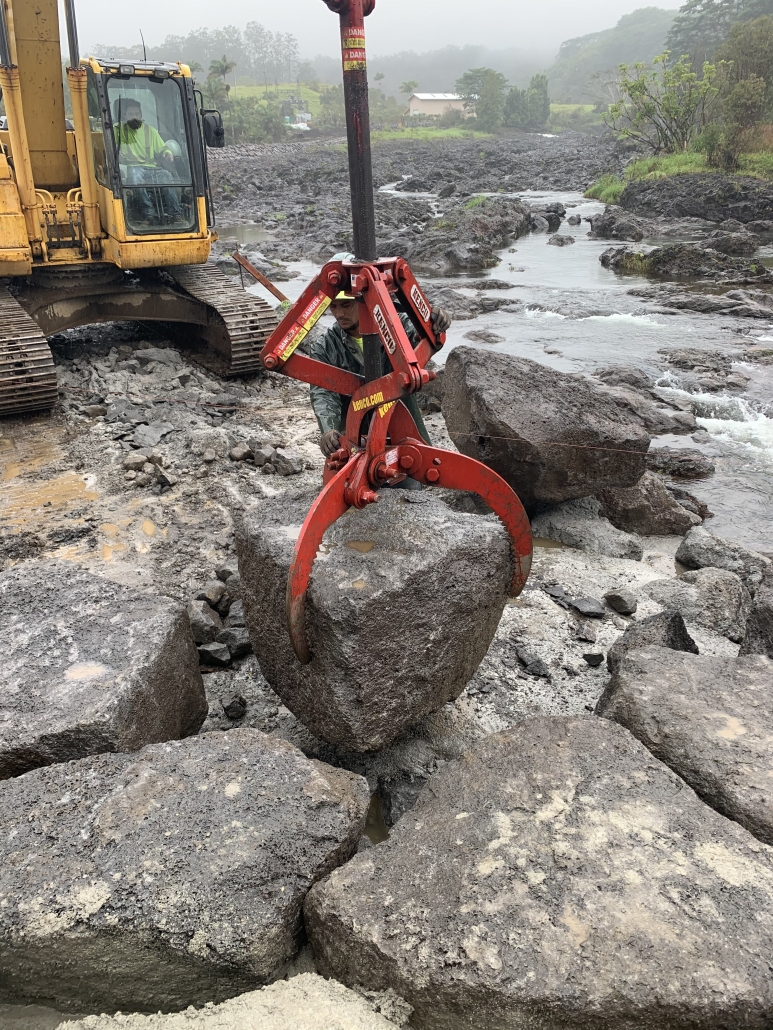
[85,60,212,239]
[0,0,275,417]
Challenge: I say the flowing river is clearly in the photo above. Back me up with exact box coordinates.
[226,187,773,554]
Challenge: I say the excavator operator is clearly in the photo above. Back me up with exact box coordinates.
[310,282,451,458]
[114,99,181,222]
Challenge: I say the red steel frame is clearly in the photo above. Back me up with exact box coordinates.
[259,0,533,664]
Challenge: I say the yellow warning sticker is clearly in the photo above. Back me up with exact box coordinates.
[277,293,331,362]
[352,390,384,412]
[342,29,366,71]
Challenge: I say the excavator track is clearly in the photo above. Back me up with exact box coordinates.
[168,265,279,377]
[0,286,58,417]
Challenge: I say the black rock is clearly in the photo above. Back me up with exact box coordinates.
[583,653,605,667]
[198,641,231,667]
[570,597,606,619]
[223,693,248,720]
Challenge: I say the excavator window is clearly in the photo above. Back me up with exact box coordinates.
[105,75,197,236]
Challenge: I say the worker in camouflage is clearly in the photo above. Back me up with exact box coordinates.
[310,290,451,456]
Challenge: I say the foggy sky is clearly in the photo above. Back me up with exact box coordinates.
[74,0,683,60]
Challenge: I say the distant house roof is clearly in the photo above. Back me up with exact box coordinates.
[410,93,462,101]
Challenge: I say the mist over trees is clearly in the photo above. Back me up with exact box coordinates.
[667,0,773,65]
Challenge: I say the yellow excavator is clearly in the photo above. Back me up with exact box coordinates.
[0,0,277,416]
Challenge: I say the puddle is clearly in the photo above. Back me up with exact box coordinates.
[364,793,390,844]
[0,472,98,529]
[533,537,568,549]
[347,540,376,553]
[216,223,273,246]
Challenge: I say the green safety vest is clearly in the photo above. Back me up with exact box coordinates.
[114,122,169,166]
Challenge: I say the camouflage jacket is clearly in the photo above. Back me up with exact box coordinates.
[309,314,431,443]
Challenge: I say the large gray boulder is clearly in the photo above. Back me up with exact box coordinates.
[442,348,650,511]
[642,567,752,642]
[676,526,770,589]
[0,730,369,1013]
[305,716,773,1030]
[598,646,773,845]
[606,610,698,674]
[0,561,207,779]
[58,974,401,1030]
[740,566,773,657]
[597,471,701,536]
[235,489,511,752]
[530,497,643,560]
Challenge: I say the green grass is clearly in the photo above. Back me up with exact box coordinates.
[231,82,331,119]
[464,195,488,209]
[584,173,626,204]
[585,147,773,202]
[371,127,492,141]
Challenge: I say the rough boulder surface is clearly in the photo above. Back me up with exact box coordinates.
[58,975,400,1030]
[305,716,773,1030]
[606,610,698,674]
[0,730,369,1013]
[0,561,207,779]
[236,489,511,751]
[442,348,650,511]
[676,525,770,584]
[597,471,700,536]
[642,567,751,642]
[741,566,773,657]
[530,497,643,560]
[598,647,773,845]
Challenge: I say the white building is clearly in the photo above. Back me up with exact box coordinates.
[407,93,469,118]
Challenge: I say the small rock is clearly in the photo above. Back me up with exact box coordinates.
[583,653,604,667]
[222,693,248,720]
[251,443,277,467]
[224,571,242,601]
[226,600,246,627]
[262,462,277,475]
[570,596,606,619]
[230,442,253,462]
[198,641,231,667]
[187,600,223,645]
[133,421,175,449]
[135,346,183,366]
[548,234,575,246]
[604,587,638,615]
[83,404,107,417]
[463,329,506,345]
[531,497,643,561]
[157,470,178,490]
[217,627,253,659]
[607,610,699,675]
[577,621,598,643]
[216,561,239,583]
[196,580,227,607]
[202,449,217,464]
[122,452,148,472]
[516,646,550,678]
[567,214,581,225]
[273,447,305,476]
[597,472,701,536]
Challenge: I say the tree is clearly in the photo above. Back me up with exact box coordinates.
[400,80,419,97]
[209,55,237,88]
[605,52,720,152]
[667,0,773,66]
[503,74,551,129]
[715,14,773,102]
[455,67,508,129]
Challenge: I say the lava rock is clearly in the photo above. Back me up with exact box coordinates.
[606,610,699,675]
[235,489,511,751]
[122,452,149,472]
[58,974,402,1030]
[643,568,752,642]
[227,600,246,628]
[273,447,305,476]
[599,646,773,845]
[548,234,574,246]
[442,348,650,511]
[217,627,253,659]
[740,566,773,658]
[603,587,638,615]
[676,526,770,588]
[222,693,248,720]
[0,561,206,780]
[596,384,698,435]
[597,472,701,536]
[620,172,773,223]
[587,205,647,242]
[701,229,759,256]
[0,731,369,1013]
[582,652,604,666]
[230,442,253,462]
[133,421,175,449]
[570,596,606,619]
[305,716,773,1030]
[187,600,223,645]
[196,580,227,607]
[198,641,232,667]
[646,447,716,479]
[531,497,643,560]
